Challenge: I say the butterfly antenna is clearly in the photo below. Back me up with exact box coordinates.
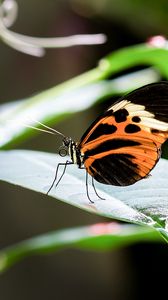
[30,118,65,137]
[22,116,65,138]
[23,123,56,135]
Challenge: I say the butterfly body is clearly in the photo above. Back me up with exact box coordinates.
[62,81,168,189]
[63,137,83,168]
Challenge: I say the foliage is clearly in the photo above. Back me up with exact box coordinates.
[1,39,168,272]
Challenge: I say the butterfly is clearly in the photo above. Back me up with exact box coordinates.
[29,81,168,202]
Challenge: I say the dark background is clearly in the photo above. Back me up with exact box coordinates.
[0,0,167,299]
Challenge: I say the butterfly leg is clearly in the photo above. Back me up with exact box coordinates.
[47,161,72,195]
[92,177,105,200]
[85,171,94,204]
[82,168,103,202]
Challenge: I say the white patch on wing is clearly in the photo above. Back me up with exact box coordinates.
[109,98,168,131]
[108,100,129,112]
[124,103,154,117]
[140,117,168,131]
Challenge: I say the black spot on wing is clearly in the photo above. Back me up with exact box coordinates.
[88,153,141,186]
[125,124,141,133]
[132,116,141,123]
[86,124,117,143]
[113,108,129,123]
[151,129,160,134]
[84,139,141,158]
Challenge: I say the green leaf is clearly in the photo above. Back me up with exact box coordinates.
[0,223,162,273]
[0,150,168,242]
[0,68,159,149]
[101,44,168,78]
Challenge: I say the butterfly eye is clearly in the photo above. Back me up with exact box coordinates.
[63,136,71,147]
[59,146,68,157]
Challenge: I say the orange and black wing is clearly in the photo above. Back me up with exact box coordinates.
[78,81,168,186]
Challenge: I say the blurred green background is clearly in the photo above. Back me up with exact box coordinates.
[0,0,167,299]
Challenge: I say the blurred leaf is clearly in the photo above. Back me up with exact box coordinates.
[1,42,168,149]
[0,223,162,273]
[0,68,159,149]
[101,43,168,78]
[0,150,168,242]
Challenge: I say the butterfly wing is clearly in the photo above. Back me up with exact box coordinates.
[78,81,168,186]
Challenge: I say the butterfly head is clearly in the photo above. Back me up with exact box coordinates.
[60,136,83,167]
[62,136,72,148]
